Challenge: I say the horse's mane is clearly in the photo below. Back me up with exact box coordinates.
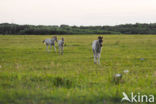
[52,36,57,39]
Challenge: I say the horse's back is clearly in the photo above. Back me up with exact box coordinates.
[92,40,98,50]
[58,40,64,47]
[45,38,54,45]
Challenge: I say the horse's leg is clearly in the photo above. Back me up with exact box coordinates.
[97,53,101,64]
[50,45,52,51]
[60,47,63,55]
[54,45,56,52]
[61,47,64,55]
[93,49,97,64]
[46,45,49,52]
[58,47,61,54]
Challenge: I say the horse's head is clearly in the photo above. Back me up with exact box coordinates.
[98,36,103,47]
[61,37,64,41]
[52,36,57,42]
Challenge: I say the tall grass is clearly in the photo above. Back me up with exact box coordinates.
[0,35,156,104]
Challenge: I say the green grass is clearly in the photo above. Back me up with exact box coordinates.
[0,35,156,104]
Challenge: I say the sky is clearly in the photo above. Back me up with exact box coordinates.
[0,0,156,26]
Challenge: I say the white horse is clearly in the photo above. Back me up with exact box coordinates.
[43,36,57,52]
[92,36,103,64]
[58,37,64,55]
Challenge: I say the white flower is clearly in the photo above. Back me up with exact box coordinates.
[115,73,122,78]
[140,58,144,60]
[123,70,129,73]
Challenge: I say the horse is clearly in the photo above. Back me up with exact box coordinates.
[92,36,103,64]
[43,36,57,52]
[58,37,64,55]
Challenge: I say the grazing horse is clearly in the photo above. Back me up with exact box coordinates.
[92,36,103,64]
[58,37,64,55]
[43,36,57,52]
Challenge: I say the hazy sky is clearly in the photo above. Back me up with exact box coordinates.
[0,0,156,26]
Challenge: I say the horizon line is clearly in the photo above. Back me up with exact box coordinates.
[0,22,156,27]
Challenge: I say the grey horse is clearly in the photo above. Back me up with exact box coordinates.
[58,37,64,55]
[43,36,57,52]
[92,36,103,64]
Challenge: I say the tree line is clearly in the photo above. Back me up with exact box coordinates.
[0,23,156,35]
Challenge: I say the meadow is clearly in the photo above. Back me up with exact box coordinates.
[0,35,156,104]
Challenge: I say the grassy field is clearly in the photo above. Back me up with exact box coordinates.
[0,35,156,104]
